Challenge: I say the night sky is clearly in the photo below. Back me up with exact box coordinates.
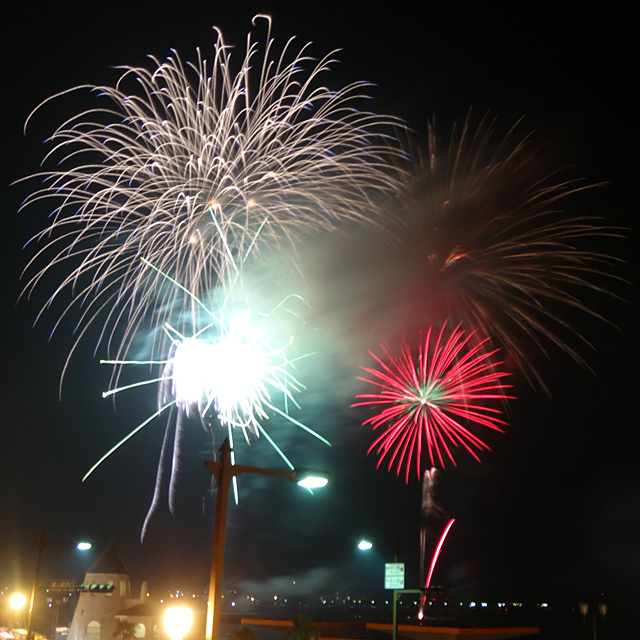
[2,0,637,619]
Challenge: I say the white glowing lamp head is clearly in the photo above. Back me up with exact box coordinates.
[296,473,329,489]
[357,539,373,551]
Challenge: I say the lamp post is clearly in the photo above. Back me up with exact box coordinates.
[391,590,424,640]
[204,438,329,640]
[26,531,91,640]
[357,538,413,640]
[579,599,608,640]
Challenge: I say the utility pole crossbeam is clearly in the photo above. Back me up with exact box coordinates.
[26,532,91,640]
[203,438,301,640]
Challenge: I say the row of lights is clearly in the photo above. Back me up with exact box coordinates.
[6,595,192,640]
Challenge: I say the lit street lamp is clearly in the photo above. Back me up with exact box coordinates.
[356,537,401,562]
[357,538,414,640]
[8,592,27,630]
[26,531,91,640]
[10,593,27,612]
[204,438,329,640]
[164,605,193,640]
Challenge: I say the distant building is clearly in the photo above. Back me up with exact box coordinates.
[68,545,158,640]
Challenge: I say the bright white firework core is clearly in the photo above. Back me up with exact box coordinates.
[171,314,272,427]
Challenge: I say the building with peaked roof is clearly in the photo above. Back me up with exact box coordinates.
[68,545,158,640]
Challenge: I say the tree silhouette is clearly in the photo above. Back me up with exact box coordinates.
[232,627,258,640]
[113,620,137,640]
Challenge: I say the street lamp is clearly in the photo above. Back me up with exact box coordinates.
[356,537,400,562]
[164,606,193,640]
[356,537,410,640]
[10,593,27,612]
[8,593,27,630]
[579,599,608,639]
[26,531,91,640]
[204,438,329,640]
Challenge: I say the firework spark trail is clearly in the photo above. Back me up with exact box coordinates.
[353,323,514,481]
[88,272,330,536]
[380,114,625,392]
[420,467,442,591]
[91,275,329,456]
[19,15,405,384]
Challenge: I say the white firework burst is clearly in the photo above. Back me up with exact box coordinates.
[20,15,404,377]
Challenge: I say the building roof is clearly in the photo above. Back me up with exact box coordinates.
[87,543,129,575]
[116,602,160,618]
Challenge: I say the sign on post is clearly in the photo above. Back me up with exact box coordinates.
[49,580,76,593]
[384,563,405,589]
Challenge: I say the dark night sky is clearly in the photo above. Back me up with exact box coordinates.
[1,0,637,617]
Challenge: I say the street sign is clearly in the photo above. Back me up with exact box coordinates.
[49,580,76,593]
[384,562,405,589]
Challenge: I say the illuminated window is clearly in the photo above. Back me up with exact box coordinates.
[86,621,101,640]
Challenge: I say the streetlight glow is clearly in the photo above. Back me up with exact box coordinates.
[296,472,329,489]
[76,542,92,551]
[357,539,373,551]
[204,438,329,640]
[10,593,27,611]
[164,606,193,640]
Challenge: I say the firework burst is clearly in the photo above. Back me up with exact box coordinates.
[87,273,329,536]
[20,15,403,380]
[381,114,624,391]
[353,323,514,481]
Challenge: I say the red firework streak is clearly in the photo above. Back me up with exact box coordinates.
[353,323,514,481]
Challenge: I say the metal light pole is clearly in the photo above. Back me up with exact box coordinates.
[26,531,91,640]
[204,438,328,640]
[392,589,423,640]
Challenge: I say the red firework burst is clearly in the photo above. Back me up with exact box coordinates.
[353,323,514,481]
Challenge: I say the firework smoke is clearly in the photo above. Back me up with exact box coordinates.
[384,115,624,391]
